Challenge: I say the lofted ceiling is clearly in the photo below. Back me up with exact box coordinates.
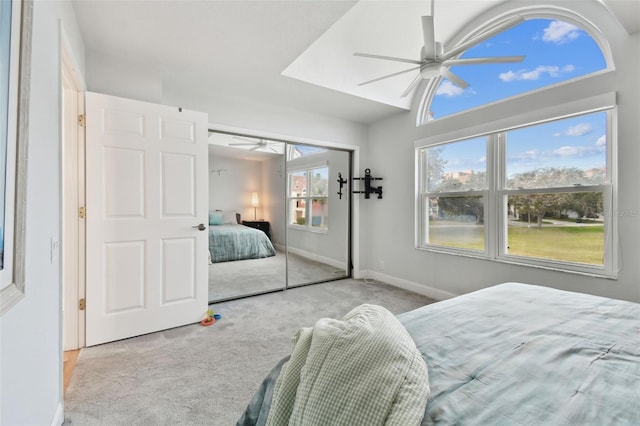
[72,0,638,125]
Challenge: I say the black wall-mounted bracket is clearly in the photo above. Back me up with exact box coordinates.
[337,172,348,199]
[353,168,383,199]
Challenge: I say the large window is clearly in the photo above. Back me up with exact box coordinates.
[288,166,329,231]
[418,109,614,276]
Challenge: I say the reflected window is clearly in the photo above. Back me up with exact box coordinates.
[288,166,329,230]
[287,144,327,161]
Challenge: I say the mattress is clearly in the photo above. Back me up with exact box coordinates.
[238,283,640,425]
[209,224,276,263]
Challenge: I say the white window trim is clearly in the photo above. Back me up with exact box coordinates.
[0,0,21,292]
[1,0,31,316]
[415,101,618,278]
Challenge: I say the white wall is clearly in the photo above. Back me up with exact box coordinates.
[363,2,640,303]
[86,51,161,104]
[287,149,350,265]
[208,153,264,221]
[262,155,286,246]
[0,1,85,425]
[84,51,369,151]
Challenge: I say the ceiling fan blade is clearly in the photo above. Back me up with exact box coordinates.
[400,73,424,98]
[229,142,258,146]
[440,68,469,89]
[249,145,261,151]
[357,66,421,87]
[353,52,422,65]
[421,16,436,60]
[440,15,524,61]
[443,55,525,66]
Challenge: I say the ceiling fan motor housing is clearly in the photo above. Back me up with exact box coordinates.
[420,63,441,78]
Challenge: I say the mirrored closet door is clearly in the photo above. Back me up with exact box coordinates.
[207,131,351,302]
[207,132,286,301]
[285,144,350,287]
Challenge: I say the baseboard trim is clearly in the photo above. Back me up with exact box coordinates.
[51,401,64,426]
[284,246,346,270]
[361,270,458,301]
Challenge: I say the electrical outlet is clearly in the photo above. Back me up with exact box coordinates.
[379,260,385,271]
[50,238,59,264]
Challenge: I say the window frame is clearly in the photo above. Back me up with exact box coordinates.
[418,136,493,257]
[287,163,329,234]
[1,0,32,316]
[416,98,617,278]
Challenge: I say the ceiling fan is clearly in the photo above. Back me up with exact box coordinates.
[229,136,281,153]
[354,8,526,97]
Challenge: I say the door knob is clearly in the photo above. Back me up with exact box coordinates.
[193,223,206,231]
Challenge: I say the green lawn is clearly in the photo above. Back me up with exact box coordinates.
[508,225,604,265]
[429,223,604,265]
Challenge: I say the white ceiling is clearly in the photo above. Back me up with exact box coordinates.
[72,0,638,125]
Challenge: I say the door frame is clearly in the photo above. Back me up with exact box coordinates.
[61,42,86,350]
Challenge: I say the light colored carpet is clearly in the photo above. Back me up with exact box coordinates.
[209,249,347,301]
[63,278,435,425]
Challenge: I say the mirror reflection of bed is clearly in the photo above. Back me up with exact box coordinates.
[208,131,350,302]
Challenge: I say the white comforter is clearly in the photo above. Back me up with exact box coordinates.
[266,304,430,426]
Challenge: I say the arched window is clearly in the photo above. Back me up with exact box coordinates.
[425,17,607,120]
[414,8,618,277]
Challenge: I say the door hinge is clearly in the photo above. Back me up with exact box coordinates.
[79,298,86,311]
[78,114,86,127]
[78,206,86,219]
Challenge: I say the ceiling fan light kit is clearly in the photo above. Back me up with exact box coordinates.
[354,9,525,98]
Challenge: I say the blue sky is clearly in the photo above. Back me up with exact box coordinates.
[430,18,607,178]
[435,110,607,178]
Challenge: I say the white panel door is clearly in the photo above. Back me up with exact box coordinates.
[85,92,208,346]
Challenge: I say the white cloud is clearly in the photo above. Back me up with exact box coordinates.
[435,80,465,97]
[499,65,575,82]
[552,146,580,157]
[565,123,593,136]
[596,135,606,146]
[542,21,581,44]
[551,145,604,158]
[499,70,517,82]
[511,150,539,161]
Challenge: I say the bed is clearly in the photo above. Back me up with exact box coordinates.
[237,283,640,425]
[208,211,276,263]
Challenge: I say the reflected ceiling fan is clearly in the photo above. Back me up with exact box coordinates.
[354,5,525,97]
[229,136,281,153]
